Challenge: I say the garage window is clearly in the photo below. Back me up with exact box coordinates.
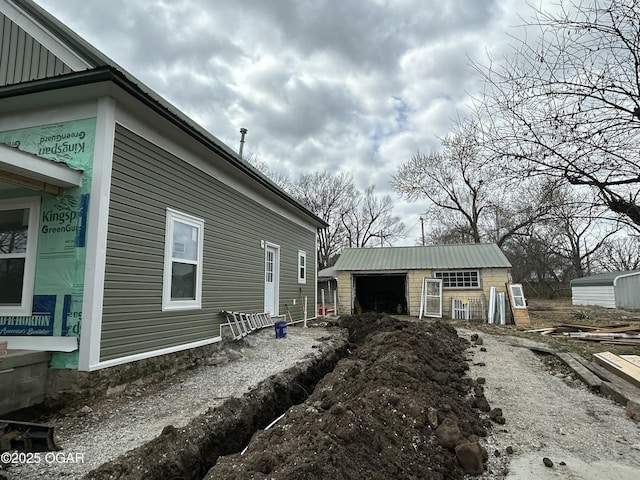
[434,270,480,289]
[0,197,40,316]
[162,208,204,311]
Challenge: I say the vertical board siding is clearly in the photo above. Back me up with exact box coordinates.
[336,271,352,315]
[0,13,72,86]
[100,125,317,361]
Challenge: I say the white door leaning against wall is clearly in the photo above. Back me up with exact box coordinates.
[264,244,279,315]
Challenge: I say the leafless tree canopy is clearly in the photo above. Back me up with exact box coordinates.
[245,157,406,269]
[593,236,640,271]
[474,0,640,229]
[290,173,406,268]
[391,123,490,243]
[391,121,556,247]
[288,171,357,269]
[341,186,406,249]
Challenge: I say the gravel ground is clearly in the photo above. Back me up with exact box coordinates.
[2,324,336,480]
[460,329,640,479]
[2,322,640,479]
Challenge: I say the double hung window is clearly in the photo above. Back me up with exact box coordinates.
[162,209,204,311]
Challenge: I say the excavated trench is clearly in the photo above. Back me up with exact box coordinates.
[83,328,350,480]
[84,315,496,480]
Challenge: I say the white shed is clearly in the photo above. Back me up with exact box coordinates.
[571,271,640,309]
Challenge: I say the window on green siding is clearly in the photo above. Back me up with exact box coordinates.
[298,250,306,284]
[162,208,204,311]
[0,197,40,316]
[434,270,480,289]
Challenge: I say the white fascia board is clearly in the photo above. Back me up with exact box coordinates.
[0,99,98,131]
[0,335,77,352]
[2,0,91,71]
[0,143,83,187]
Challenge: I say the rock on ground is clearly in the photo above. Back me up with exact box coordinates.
[460,329,640,480]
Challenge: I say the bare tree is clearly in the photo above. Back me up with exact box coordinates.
[503,232,570,289]
[341,186,406,247]
[243,153,292,191]
[247,158,406,267]
[503,185,618,284]
[392,121,552,245]
[593,236,640,271]
[474,0,640,230]
[289,172,358,269]
[391,122,489,243]
[543,189,618,278]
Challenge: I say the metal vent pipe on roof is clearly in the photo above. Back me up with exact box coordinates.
[239,127,248,160]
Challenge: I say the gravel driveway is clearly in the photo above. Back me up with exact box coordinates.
[460,329,640,479]
[2,322,639,479]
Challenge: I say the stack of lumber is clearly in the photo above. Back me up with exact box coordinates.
[526,323,640,346]
[593,352,640,388]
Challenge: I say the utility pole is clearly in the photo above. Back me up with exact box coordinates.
[420,217,425,246]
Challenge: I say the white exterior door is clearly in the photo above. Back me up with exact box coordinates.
[264,244,279,315]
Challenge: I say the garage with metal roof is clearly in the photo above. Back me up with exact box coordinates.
[331,244,512,318]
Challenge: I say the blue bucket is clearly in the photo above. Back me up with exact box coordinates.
[274,321,287,339]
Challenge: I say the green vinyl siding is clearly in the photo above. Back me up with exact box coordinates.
[0,13,72,86]
[100,124,317,361]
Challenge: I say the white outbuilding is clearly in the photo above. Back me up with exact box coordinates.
[571,271,640,309]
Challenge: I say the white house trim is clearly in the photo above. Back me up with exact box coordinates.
[0,335,77,352]
[87,336,222,371]
[0,100,97,132]
[78,96,115,371]
[0,143,82,187]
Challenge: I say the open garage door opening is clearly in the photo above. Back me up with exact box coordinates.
[354,274,408,314]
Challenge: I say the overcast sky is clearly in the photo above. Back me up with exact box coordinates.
[33,0,545,244]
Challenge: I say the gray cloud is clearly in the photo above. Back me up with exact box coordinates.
[34,0,540,245]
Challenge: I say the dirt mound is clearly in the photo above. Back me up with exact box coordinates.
[206,314,495,479]
[83,331,349,480]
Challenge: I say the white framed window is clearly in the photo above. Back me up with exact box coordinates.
[0,197,40,316]
[298,250,306,284]
[508,284,527,308]
[162,208,204,311]
[434,270,480,289]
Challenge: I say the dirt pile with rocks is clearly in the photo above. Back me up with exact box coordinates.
[2,314,502,480]
[206,314,497,479]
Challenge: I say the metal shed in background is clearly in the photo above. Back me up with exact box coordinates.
[571,271,640,309]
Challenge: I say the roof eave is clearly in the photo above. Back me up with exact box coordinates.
[0,67,328,228]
